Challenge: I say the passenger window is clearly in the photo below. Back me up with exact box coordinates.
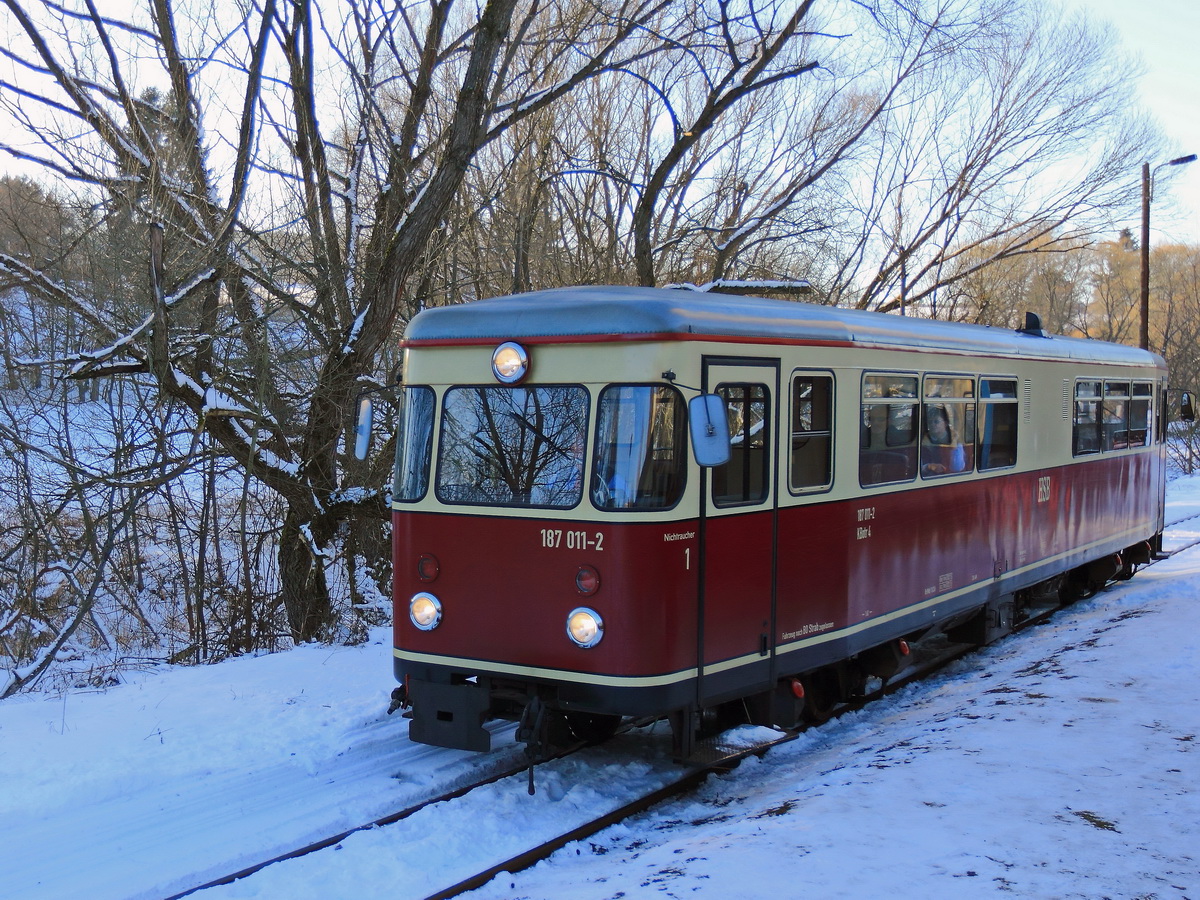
[712,383,769,506]
[790,374,833,492]
[1073,380,1102,456]
[1130,382,1153,447]
[921,376,975,478]
[860,374,918,486]
[1103,381,1131,450]
[978,379,1018,470]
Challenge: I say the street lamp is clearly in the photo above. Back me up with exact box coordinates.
[1140,153,1198,350]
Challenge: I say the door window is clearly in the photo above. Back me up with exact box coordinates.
[712,383,769,507]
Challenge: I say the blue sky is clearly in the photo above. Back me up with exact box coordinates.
[1079,0,1200,243]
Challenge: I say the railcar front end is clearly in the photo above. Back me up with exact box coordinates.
[388,336,708,753]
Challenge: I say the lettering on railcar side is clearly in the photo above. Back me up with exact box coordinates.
[663,531,696,570]
[540,529,605,550]
[781,621,835,641]
[662,531,696,542]
[856,506,875,540]
[1037,475,1052,503]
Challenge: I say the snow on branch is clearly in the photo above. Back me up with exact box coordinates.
[202,385,255,418]
[667,279,814,296]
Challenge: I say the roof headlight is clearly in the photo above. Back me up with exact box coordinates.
[492,341,529,384]
[409,592,442,631]
[566,607,604,648]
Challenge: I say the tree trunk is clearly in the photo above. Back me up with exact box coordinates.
[278,506,335,643]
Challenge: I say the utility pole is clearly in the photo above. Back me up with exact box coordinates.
[1140,154,1197,350]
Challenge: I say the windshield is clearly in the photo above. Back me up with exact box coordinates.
[436,385,589,508]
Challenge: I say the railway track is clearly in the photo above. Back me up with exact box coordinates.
[165,746,536,899]
[172,521,1200,900]
[1164,533,1200,556]
[166,630,1019,899]
[422,639,981,900]
[1166,509,1200,529]
[1163,508,1200,555]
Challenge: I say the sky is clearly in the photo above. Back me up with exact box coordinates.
[1081,0,1200,243]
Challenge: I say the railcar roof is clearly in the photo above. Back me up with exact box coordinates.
[403,285,1161,367]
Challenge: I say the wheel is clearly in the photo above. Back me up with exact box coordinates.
[800,669,842,723]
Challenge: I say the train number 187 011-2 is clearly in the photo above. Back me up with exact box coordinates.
[540,529,605,551]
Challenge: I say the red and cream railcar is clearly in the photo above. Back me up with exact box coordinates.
[384,286,1167,755]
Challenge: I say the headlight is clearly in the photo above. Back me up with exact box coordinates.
[491,341,529,384]
[566,607,604,648]
[409,592,442,630]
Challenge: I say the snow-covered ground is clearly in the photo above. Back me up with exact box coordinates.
[3,479,1200,900]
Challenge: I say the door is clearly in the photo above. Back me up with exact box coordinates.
[698,358,780,705]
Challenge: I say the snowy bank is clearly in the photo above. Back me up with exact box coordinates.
[1,479,1199,899]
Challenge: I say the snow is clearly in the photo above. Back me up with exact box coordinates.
[203,385,253,417]
[2,478,1199,900]
[668,278,813,294]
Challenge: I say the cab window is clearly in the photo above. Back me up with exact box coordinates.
[1129,382,1154,447]
[392,386,436,502]
[1073,380,1102,455]
[1102,381,1131,450]
[978,378,1018,470]
[591,385,686,510]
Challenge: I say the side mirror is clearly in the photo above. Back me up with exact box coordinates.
[689,393,731,467]
[353,395,374,460]
[1182,392,1196,423]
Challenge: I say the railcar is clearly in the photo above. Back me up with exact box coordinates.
[372,285,1169,758]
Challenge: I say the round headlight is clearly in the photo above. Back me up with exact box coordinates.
[409,592,442,631]
[491,341,529,384]
[566,607,604,648]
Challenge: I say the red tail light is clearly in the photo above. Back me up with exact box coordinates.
[417,553,440,583]
[575,565,600,595]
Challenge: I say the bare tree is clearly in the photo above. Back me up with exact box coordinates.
[442,1,1157,306]
[822,3,1160,314]
[2,0,828,644]
[930,228,1092,331]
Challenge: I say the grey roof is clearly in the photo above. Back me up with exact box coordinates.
[403,286,1162,367]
